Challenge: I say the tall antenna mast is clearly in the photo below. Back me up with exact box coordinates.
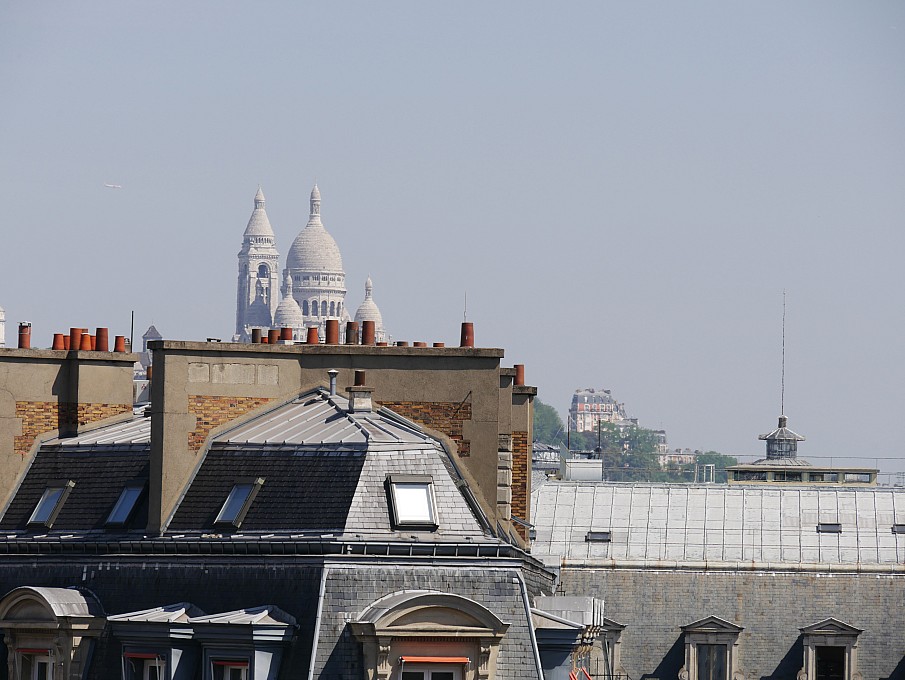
[464,291,467,322]
[781,290,786,416]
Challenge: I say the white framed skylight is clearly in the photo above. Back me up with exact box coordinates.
[214,478,264,528]
[27,480,75,528]
[387,475,438,529]
[106,481,146,527]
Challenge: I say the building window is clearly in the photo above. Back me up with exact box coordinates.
[17,651,53,680]
[302,300,309,316]
[27,480,75,528]
[106,481,146,527]
[212,659,248,680]
[817,523,842,534]
[400,665,463,680]
[124,654,166,680]
[387,475,438,530]
[680,616,743,680]
[773,471,802,482]
[800,618,863,680]
[585,531,611,543]
[256,264,269,278]
[321,301,327,316]
[808,472,838,483]
[214,478,264,528]
[843,472,872,483]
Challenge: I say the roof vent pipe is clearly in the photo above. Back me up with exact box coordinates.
[251,328,262,344]
[52,333,65,350]
[268,329,280,344]
[460,322,474,348]
[327,369,339,396]
[79,332,92,351]
[17,322,31,349]
[280,327,293,342]
[306,326,320,344]
[113,335,126,352]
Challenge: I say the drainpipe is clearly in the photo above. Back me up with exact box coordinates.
[307,567,330,680]
[517,572,546,680]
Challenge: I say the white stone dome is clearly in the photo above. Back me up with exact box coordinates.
[243,187,275,237]
[274,295,304,328]
[273,274,305,328]
[354,277,384,326]
[286,184,343,272]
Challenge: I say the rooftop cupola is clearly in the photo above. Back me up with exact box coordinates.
[310,183,321,218]
[758,415,806,460]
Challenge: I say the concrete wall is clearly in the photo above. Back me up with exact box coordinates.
[0,348,136,515]
[558,566,905,680]
[148,341,534,540]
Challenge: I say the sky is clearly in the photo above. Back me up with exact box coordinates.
[1,3,903,477]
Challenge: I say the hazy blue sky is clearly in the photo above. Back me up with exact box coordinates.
[1,3,903,475]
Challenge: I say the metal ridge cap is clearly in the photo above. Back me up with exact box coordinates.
[556,558,905,574]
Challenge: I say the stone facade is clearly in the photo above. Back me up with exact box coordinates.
[558,567,905,680]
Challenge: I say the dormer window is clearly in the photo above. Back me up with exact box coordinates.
[387,475,437,530]
[215,478,264,528]
[27,480,75,528]
[106,481,146,528]
[212,659,249,680]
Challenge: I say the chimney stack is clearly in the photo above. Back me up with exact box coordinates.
[460,322,474,348]
[17,322,31,349]
[325,319,339,345]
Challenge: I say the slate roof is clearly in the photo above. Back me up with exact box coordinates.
[168,389,487,539]
[0,446,149,532]
[531,481,905,566]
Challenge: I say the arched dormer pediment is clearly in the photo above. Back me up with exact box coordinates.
[0,586,104,628]
[351,591,512,680]
[353,590,509,639]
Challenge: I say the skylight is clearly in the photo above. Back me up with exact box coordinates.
[106,482,145,527]
[27,480,75,528]
[215,478,264,527]
[387,475,437,529]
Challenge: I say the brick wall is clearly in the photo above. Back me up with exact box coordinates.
[187,395,273,451]
[379,400,473,457]
[511,430,529,536]
[13,401,132,456]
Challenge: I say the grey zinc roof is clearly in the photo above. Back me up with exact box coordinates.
[531,482,905,566]
[108,602,204,623]
[45,414,151,446]
[218,391,433,449]
[189,605,296,626]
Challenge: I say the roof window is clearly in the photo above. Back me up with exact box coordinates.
[817,522,842,534]
[27,480,75,528]
[586,530,612,543]
[106,481,146,527]
[215,478,264,528]
[892,524,905,534]
[387,475,438,530]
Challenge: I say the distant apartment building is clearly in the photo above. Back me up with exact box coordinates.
[569,388,629,432]
[570,388,668,453]
[658,447,698,468]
